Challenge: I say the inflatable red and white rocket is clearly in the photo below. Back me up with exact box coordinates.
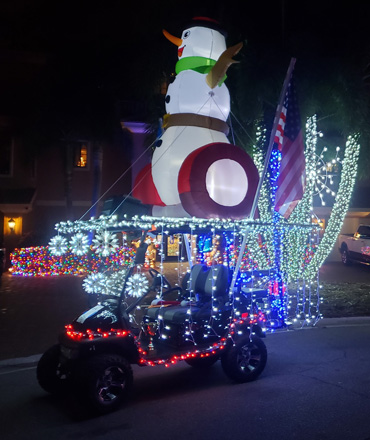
[133,17,258,219]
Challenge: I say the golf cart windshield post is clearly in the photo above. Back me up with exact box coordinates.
[183,234,193,268]
[117,230,149,327]
[134,231,149,264]
[229,228,250,293]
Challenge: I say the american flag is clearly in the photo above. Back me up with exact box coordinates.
[274,75,305,218]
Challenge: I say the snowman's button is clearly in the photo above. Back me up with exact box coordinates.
[165,95,171,103]
[155,140,163,148]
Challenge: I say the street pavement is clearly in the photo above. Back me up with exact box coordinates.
[1,262,370,439]
[0,273,87,362]
[1,314,370,440]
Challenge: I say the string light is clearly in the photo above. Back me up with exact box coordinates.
[70,232,90,255]
[9,116,360,331]
[48,235,68,256]
[125,273,149,298]
[9,245,135,276]
[92,231,119,256]
[83,272,107,294]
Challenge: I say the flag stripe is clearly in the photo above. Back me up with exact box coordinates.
[273,75,305,219]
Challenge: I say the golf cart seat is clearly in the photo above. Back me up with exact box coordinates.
[146,264,230,324]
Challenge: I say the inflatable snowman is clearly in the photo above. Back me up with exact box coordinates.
[133,17,258,219]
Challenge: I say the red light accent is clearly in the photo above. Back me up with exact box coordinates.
[241,312,249,319]
[64,324,129,341]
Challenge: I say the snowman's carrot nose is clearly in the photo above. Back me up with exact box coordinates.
[163,29,183,47]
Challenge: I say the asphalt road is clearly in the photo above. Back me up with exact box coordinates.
[1,321,370,440]
[1,263,370,439]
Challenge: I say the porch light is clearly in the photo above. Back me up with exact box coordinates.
[8,218,15,231]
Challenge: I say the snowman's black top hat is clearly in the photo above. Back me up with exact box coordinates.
[185,16,228,37]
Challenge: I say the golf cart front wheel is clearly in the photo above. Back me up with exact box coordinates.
[37,344,70,394]
[80,354,133,414]
[221,335,267,383]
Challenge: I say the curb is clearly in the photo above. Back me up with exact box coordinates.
[316,316,370,327]
[0,354,41,370]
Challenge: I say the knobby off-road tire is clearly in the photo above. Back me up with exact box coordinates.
[79,354,133,414]
[37,344,70,394]
[221,335,267,383]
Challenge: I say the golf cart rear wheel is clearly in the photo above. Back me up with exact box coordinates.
[81,354,133,414]
[221,335,267,383]
[37,344,70,394]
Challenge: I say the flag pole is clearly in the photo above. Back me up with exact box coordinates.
[229,58,296,295]
[249,57,296,219]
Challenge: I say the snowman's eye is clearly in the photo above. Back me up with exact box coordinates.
[183,30,190,39]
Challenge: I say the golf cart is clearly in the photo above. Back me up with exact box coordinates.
[37,227,269,414]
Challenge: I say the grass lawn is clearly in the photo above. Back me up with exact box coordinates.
[320,282,370,318]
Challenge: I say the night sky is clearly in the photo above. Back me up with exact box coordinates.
[1,0,370,159]
[2,1,369,56]
[1,1,369,96]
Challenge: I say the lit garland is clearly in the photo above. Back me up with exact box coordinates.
[284,115,317,282]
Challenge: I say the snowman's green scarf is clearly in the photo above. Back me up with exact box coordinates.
[175,56,227,85]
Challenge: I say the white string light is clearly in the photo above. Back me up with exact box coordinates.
[70,232,90,255]
[49,235,68,256]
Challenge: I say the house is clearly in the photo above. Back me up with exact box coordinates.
[0,125,135,259]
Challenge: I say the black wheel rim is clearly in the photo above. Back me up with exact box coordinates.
[96,366,126,404]
[236,342,262,373]
[56,362,68,380]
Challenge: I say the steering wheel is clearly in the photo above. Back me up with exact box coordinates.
[148,268,171,290]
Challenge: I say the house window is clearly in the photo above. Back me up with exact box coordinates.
[0,133,13,176]
[74,142,88,168]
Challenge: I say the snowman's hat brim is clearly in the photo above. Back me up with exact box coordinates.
[185,16,228,37]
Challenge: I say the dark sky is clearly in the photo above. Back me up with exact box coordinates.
[1,0,370,129]
[2,0,370,57]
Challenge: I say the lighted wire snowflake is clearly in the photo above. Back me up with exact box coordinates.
[125,273,149,298]
[70,232,90,255]
[49,235,68,256]
[106,269,128,296]
[313,146,341,206]
[92,231,119,256]
[82,272,107,294]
